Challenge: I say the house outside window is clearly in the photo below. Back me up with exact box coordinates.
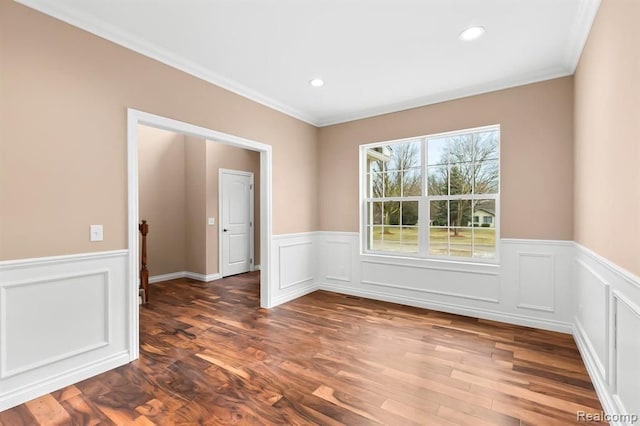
[362,125,500,261]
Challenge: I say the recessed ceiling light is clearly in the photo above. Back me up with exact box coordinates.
[459,26,485,41]
[309,78,324,87]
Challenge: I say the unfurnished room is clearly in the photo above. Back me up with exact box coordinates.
[0,0,638,424]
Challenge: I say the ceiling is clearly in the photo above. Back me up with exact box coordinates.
[17,0,600,126]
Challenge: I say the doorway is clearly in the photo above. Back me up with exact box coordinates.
[127,108,273,361]
[220,169,254,277]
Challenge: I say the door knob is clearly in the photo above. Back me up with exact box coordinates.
[223,229,228,232]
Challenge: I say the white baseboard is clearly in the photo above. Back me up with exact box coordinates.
[253,264,261,271]
[573,321,621,424]
[0,351,129,412]
[185,271,221,282]
[149,271,221,283]
[148,271,186,283]
[271,282,318,307]
[317,282,573,333]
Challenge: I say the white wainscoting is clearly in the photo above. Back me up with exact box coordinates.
[574,243,640,424]
[0,250,130,411]
[313,233,574,332]
[269,233,318,306]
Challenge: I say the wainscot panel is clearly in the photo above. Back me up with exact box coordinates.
[270,233,318,307]
[574,243,640,425]
[0,250,130,411]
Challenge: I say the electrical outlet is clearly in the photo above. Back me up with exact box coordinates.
[90,224,104,242]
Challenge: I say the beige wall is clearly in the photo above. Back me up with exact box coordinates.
[138,126,186,276]
[185,136,207,275]
[206,141,261,275]
[0,1,317,260]
[318,77,574,240]
[574,0,640,276]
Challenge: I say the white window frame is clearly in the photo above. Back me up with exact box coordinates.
[359,124,500,264]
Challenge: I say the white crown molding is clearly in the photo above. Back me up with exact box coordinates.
[563,0,602,72]
[14,0,319,126]
[16,0,600,129]
[316,66,572,126]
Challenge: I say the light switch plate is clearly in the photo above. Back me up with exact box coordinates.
[90,224,104,242]
[208,217,215,225]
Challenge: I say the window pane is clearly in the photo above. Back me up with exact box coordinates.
[384,171,401,197]
[386,142,421,171]
[401,227,419,253]
[367,201,383,225]
[402,201,419,226]
[474,160,499,194]
[474,130,499,161]
[449,162,473,195]
[429,227,449,255]
[472,200,495,228]
[382,201,400,225]
[369,225,384,251]
[382,226,401,252]
[430,200,448,227]
[473,228,496,258]
[369,172,383,198]
[402,168,422,196]
[427,166,447,195]
[450,227,472,257]
[449,200,472,228]
[428,137,448,165]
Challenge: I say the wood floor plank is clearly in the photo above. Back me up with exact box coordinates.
[1,272,604,425]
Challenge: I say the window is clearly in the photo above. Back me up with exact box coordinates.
[362,125,499,261]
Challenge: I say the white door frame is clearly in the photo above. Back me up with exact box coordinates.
[127,108,273,361]
[219,168,255,277]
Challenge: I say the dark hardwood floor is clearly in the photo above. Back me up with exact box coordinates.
[1,272,605,425]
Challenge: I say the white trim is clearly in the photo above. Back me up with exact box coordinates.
[272,231,319,240]
[0,351,129,412]
[0,250,128,269]
[563,0,602,72]
[359,278,499,304]
[149,271,222,284]
[13,0,594,127]
[502,238,574,247]
[219,169,255,278]
[573,322,620,423]
[252,264,261,271]
[360,256,500,276]
[185,272,222,282]
[127,108,273,362]
[318,282,573,333]
[271,283,318,307]
[13,0,316,126]
[575,242,640,290]
[317,67,571,126]
[148,271,187,284]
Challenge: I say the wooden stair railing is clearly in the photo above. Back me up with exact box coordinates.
[139,220,149,304]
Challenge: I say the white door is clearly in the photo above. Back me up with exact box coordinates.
[221,170,253,277]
